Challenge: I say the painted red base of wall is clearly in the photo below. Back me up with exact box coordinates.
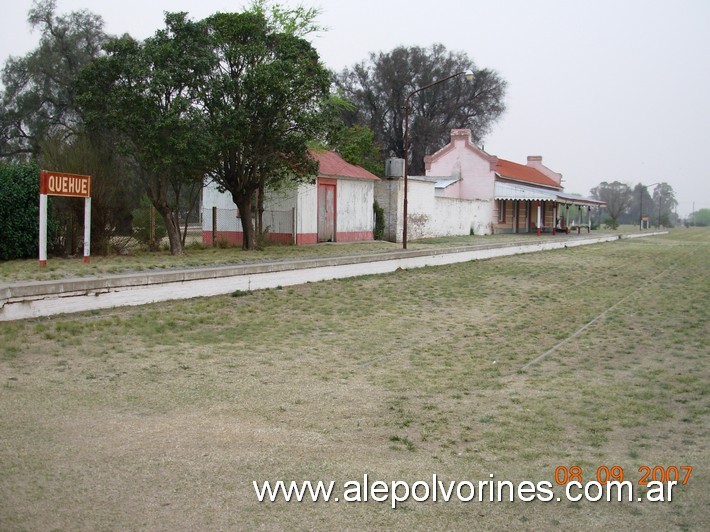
[203,231,245,246]
[335,231,374,242]
[296,233,318,245]
[202,231,295,246]
[203,230,373,246]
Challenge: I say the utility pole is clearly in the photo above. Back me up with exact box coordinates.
[692,202,695,226]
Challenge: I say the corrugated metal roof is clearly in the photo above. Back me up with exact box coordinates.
[495,181,558,201]
[556,192,606,206]
[495,182,606,206]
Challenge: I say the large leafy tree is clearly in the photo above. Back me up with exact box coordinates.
[327,124,383,177]
[40,131,141,254]
[201,10,331,250]
[591,181,633,224]
[0,0,106,158]
[335,44,507,174]
[652,182,677,227]
[628,183,655,225]
[78,13,214,255]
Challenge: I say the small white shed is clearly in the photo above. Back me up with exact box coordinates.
[202,150,380,246]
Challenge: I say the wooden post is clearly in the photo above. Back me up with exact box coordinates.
[292,207,296,245]
[212,206,217,247]
[39,194,48,268]
[537,203,542,236]
[149,205,156,250]
[83,197,91,263]
[552,204,557,235]
[38,170,91,266]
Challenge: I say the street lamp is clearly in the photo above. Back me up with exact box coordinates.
[639,182,659,231]
[402,69,474,249]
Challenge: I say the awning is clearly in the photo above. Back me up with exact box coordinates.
[556,192,606,207]
[494,182,605,207]
[494,181,558,201]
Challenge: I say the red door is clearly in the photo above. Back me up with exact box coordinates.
[318,183,336,242]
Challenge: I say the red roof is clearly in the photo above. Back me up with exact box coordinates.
[309,150,380,181]
[495,158,560,189]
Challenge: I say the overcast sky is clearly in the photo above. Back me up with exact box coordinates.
[1,0,708,216]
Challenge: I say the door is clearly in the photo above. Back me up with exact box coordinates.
[318,183,336,242]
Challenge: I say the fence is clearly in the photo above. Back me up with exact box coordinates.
[202,207,295,245]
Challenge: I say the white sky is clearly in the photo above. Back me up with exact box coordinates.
[1,0,708,216]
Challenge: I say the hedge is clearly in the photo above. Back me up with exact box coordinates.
[0,162,56,260]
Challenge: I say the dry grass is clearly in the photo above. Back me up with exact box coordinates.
[0,228,707,530]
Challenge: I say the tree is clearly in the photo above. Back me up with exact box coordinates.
[335,44,507,174]
[590,181,633,224]
[324,124,383,177]
[0,0,107,158]
[628,183,655,226]
[39,131,141,254]
[77,14,214,255]
[691,208,710,227]
[201,10,331,250]
[652,182,677,227]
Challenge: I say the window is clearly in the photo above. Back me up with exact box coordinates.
[498,199,506,223]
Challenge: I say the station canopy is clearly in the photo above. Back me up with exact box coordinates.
[494,181,605,207]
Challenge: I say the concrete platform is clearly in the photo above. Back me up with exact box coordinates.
[0,232,666,321]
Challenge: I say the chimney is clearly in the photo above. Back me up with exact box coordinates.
[527,156,562,186]
[450,129,472,143]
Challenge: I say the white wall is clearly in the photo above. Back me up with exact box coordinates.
[433,197,494,237]
[202,181,242,232]
[202,178,376,240]
[337,178,374,233]
[405,178,437,239]
[375,176,493,241]
[203,181,300,235]
[374,178,403,242]
[297,182,318,236]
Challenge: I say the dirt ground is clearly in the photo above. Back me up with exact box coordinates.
[0,229,708,530]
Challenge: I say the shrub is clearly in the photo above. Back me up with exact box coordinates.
[602,216,619,230]
[373,201,385,240]
[216,237,232,249]
[0,162,58,260]
[254,226,271,250]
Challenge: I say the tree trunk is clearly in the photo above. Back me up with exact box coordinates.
[166,210,184,255]
[257,182,265,236]
[146,178,183,256]
[156,204,183,255]
[234,193,255,250]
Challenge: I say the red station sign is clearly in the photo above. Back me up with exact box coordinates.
[40,170,91,198]
[38,170,93,267]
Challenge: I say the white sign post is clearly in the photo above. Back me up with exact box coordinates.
[39,170,92,268]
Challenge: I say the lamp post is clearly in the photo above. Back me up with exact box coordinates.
[402,69,474,249]
[639,182,659,231]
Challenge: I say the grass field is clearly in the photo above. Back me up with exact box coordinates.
[0,229,708,530]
